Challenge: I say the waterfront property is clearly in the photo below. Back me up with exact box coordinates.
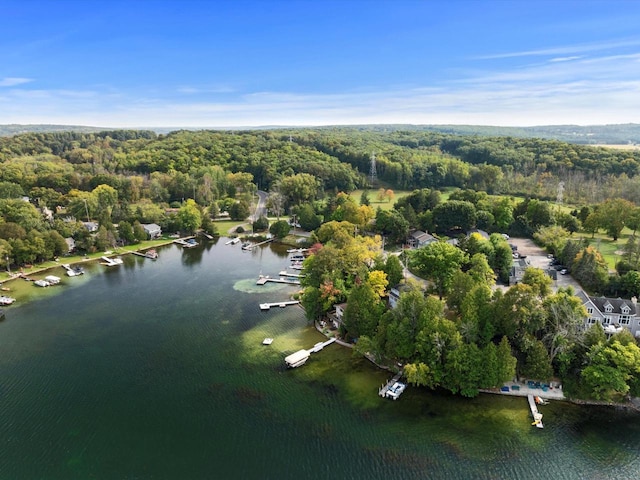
[577,290,640,338]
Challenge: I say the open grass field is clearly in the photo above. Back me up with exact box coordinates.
[592,144,640,151]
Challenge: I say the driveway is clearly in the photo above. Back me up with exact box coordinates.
[508,237,583,292]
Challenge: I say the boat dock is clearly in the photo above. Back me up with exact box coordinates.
[242,238,274,251]
[309,337,336,352]
[378,371,406,399]
[279,271,304,278]
[256,276,300,285]
[130,250,157,259]
[225,237,240,245]
[528,394,544,428]
[284,338,336,368]
[100,256,123,266]
[260,300,300,310]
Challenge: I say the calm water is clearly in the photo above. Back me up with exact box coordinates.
[0,241,639,479]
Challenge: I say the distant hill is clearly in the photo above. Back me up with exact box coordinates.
[0,124,107,136]
[345,124,640,145]
[3,123,640,145]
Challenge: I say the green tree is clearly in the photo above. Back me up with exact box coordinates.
[269,220,291,239]
[410,241,468,298]
[432,200,477,233]
[596,198,634,241]
[229,200,250,221]
[522,267,553,298]
[252,215,269,232]
[177,199,203,234]
[522,340,553,381]
[118,221,136,245]
[572,246,609,293]
[343,282,384,340]
[383,254,404,288]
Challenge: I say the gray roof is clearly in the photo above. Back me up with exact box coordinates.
[588,296,637,316]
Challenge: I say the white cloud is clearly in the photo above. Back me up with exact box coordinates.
[0,77,33,87]
[475,38,640,60]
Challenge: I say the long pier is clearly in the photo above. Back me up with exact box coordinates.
[242,238,274,251]
[256,276,300,285]
[260,300,300,310]
[528,394,544,428]
[279,271,304,278]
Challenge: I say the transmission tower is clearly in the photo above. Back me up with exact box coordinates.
[369,152,378,186]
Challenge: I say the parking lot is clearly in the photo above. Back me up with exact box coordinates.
[508,237,582,292]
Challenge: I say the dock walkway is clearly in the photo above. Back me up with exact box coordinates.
[260,300,300,310]
[528,394,544,428]
[256,276,300,285]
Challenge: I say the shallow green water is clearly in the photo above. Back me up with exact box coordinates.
[0,240,639,479]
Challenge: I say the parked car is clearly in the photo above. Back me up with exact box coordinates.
[560,269,568,275]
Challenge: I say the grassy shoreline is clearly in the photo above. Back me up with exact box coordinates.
[0,236,187,287]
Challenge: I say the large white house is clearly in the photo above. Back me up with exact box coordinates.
[576,290,640,338]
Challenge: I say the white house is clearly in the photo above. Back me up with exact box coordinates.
[142,223,162,239]
[64,237,76,253]
[577,290,640,338]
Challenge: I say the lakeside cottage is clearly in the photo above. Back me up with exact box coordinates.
[576,290,640,338]
[408,230,436,249]
[142,223,162,239]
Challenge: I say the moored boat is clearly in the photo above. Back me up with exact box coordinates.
[0,295,16,305]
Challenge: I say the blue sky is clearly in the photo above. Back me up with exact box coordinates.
[2,0,640,128]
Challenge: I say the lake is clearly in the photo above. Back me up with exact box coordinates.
[0,240,639,479]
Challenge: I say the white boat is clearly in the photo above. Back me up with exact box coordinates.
[0,296,16,305]
[182,239,198,248]
[262,338,274,345]
[385,382,407,400]
[65,265,85,277]
[225,237,241,245]
[34,279,50,287]
[241,242,252,250]
[144,249,158,259]
[45,275,61,285]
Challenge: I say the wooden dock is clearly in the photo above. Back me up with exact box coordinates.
[260,300,300,310]
[279,271,304,278]
[528,394,544,428]
[308,337,336,352]
[256,276,300,285]
[241,238,273,251]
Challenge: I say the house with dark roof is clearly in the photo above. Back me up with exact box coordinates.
[409,230,436,249]
[577,289,640,338]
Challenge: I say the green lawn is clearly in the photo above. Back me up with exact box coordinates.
[349,189,410,210]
